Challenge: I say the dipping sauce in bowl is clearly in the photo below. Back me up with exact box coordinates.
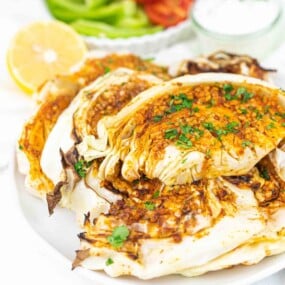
[192,0,282,58]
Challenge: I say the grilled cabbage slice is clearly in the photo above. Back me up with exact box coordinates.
[41,68,162,216]
[73,177,264,279]
[78,73,285,185]
[17,54,168,199]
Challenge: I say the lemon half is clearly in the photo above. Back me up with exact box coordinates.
[7,21,87,94]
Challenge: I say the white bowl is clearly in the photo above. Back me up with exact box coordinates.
[84,20,193,56]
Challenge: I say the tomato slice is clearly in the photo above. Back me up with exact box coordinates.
[144,0,194,28]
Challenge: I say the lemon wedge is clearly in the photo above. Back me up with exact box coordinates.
[7,21,87,94]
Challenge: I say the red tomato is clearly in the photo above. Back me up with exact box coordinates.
[144,0,194,28]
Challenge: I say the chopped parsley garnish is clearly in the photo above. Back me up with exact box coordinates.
[282,122,285,127]
[145,201,156,211]
[74,160,92,178]
[225,121,239,133]
[106,258,114,266]
[224,93,235,101]
[240,108,248,115]
[206,98,215,108]
[104,66,111,74]
[165,128,178,139]
[236,87,254,103]
[252,108,263,120]
[205,149,211,158]
[153,115,163,122]
[107,225,130,248]
[180,124,194,134]
[266,122,275,130]
[223,84,234,93]
[176,134,193,148]
[260,168,270,181]
[203,121,239,140]
[275,112,285,119]
[165,94,193,114]
[153,190,160,198]
[19,144,23,150]
[203,122,215,132]
[242,140,252,148]
[192,107,200,113]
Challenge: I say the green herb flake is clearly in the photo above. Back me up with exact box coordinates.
[180,124,194,134]
[145,201,156,211]
[19,144,23,150]
[206,98,215,108]
[275,112,285,119]
[74,160,91,178]
[253,109,263,120]
[203,122,215,132]
[166,94,193,114]
[236,87,254,103]
[236,87,247,96]
[176,134,193,148]
[106,258,114,266]
[282,122,285,127]
[107,225,130,248]
[260,168,270,181]
[266,122,275,130]
[225,121,239,133]
[104,66,111,74]
[165,129,178,139]
[205,149,211,158]
[223,84,234,93]
[242,140,252,148]
[153,190,160,198]
[224,93,234,101]
[240,108,248,115]
[192,107,200,113]
[153,115,163,122]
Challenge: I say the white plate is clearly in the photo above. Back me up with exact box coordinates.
[12,154,285,285]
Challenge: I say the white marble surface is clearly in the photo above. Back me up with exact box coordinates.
[0,1,285,284]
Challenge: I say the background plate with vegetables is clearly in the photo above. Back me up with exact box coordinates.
[45,0,194,54]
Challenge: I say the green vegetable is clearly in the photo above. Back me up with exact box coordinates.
[46,0,123,22]
[165,129,178,140]
[225,121,239,133]
[260,168,270,180]
[153,190,160,198]
[266,122,275,130]
[241,140,252,148]
[223,84,234,93]
[236,87,254,103]
[104,66,111,74]
[107,225,129,248]
[145,201,156,211]
[106,258,114,266]
[206,98,215,107]
[153,115,163,122]
[240,108,248,115]
[71,19,162,38]
[165,94,193,114]
[74,159,92,178]
[45,0,162,39]
[176,134,193,148]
